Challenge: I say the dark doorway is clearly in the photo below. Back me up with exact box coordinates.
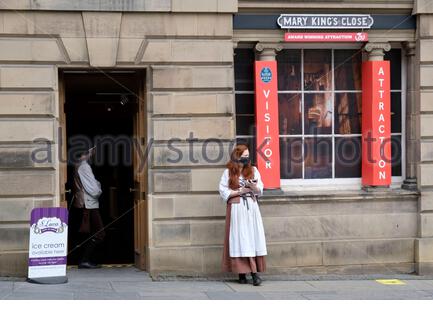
[63,71,140,266]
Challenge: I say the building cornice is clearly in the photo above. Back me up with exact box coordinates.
[238,0,413,14]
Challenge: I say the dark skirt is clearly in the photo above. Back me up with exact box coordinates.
[221,202,266,274]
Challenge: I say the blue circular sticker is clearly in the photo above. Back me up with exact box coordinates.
[260,67,272,83]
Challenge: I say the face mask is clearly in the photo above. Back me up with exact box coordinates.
[238,157,250,165]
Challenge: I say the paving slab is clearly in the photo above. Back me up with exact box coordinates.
[73,292,141,300]
[13,280,113,294]
[306,280,388,291]
[138,291,210,300]
[206,291,265,300]
[0,282,13,290]
[111,280,232,293]
[301,289,433,300]
[0,290,11,299]
[260,291,309,300]
[3,291,75,300]
[225,280,318,292]
[67,267,152,281]
[377,280,433,291]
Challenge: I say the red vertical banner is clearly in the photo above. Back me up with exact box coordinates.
[254,60,281,189]
[362,60,391,186]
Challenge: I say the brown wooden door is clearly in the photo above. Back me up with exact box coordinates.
[132,72,148,270]
[58,72,68,208]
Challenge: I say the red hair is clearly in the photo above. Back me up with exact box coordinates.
[227,144,253,189]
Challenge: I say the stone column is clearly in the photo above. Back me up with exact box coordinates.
[363,42,391,61]
[254,42,283,61]
[362,42,391,190]
[254,42,283,194]
[402,41,418,190]
[364,42,391,61]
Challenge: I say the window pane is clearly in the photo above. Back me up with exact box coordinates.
[391,135,402,176]
[304,93,332,134]
[334,93,362,134]
[280,138,302,179]
[234,48,255,91]
[335,137,361,178]
[334,50,362,91]
[236,94,254,115]
[236,137,257,165]
[278,93,302,135]
[304,138,332,179]
[384,49,401,91]
[277,49,302,91]
[235,92,255,136]
[236,115,255,136]
[304,49,332,91]
[391,92,402,133]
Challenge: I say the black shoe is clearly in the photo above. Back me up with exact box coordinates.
[78,262,101,269]
[238,273,247,284]
[251,273,262,286]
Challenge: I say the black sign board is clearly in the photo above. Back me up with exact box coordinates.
[277,14,374,29]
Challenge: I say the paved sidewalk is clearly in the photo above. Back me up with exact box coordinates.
[2,267,433,299]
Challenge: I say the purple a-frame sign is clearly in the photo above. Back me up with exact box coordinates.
[27,207,69,284]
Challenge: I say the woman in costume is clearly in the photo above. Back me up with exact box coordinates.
[219,143,267,286]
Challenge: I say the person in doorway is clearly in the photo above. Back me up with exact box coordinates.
[219,144,267,286]
[72,146,105,269]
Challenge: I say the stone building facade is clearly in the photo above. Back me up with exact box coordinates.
[0,0,432,277]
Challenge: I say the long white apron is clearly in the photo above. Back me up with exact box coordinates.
[229,197,267,257]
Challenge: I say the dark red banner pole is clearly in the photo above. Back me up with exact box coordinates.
[362,60,391,186]
[254,60,281,189]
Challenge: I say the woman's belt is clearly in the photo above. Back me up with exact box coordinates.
[227,192,257,210]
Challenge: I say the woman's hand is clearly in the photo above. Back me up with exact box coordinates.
[238,186,251,195]
[245,180,259,193]
[229,187,248,198]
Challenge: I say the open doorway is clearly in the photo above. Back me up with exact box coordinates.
[60,70,147,267]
